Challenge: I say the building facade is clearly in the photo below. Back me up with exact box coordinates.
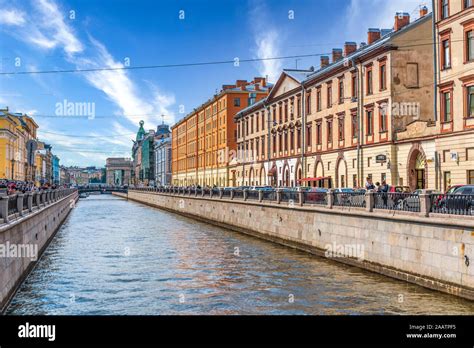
[52,155,60,185]
[105,158,133,185]
[234,10,437,190]
[432,0,474,191]
[154,124,172,186]
[171,77,272,187]
[131,121,156,186]
[0,108,39,181]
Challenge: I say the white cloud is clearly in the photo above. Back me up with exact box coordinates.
[249,1,282,83]
[0,8,26,26]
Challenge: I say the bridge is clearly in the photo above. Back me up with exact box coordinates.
[78,186,128,194]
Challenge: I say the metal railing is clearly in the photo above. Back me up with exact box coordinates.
[0,188,77,223]
[334,192,366,207]
[430,194,473,216]
[374,192,420,212]
[302,191,327,205]
[129,187,474,217]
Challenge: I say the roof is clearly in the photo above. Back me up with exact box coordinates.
[304,12,432,85]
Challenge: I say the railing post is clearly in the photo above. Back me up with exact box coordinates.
[298,187,304,206]
[327,189,334,209]
[210,188,214,198]
[365,190,374,212]
[243,188,248,201]
[219,188,223,199]
[419,189,431,217]
[0,194,9,223]
[276,188,282,204]
[27,192,33,212]
[201,188,205,197]
[17,193,24,216]
[36,191,41,209]
[230,189,235,200]
[258,190,263,202]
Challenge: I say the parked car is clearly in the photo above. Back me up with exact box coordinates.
[437,185,474,213]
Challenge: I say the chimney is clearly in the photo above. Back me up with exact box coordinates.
[236,80,247,88]
[254,77,266,87]
[344,42,357,56]
[367,28,381,45]
[222,84,235,90]
[394,12,410,31]
[419,6,428,18]
[320,55,330,68]
[332,48,343,63]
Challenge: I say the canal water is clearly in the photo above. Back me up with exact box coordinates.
[6,195,474,315]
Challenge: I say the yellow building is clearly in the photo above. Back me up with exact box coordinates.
[0,108,39,181]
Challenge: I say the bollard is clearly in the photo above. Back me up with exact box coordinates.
[243,189,248,201]
[27,192,33,212]
[230,189,235,200]
[258,190,263,202]
[276,188,282,204]
[327,189,335,209]
[365,190,375,212]
[419,189,431,217]
[17,193,24,216]
[219,188,223,199]
[0,194,9,223]
[298,187,304,206]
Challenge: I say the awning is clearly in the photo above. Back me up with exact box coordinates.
[297,176,330,182]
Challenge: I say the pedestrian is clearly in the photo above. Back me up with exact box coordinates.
[365,177,375,190]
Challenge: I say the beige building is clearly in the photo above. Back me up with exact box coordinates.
[106,157,133,185]
[432,0,474,191]
[233,9,438,190]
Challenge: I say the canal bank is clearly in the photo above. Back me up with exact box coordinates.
[7,194,474,314]
[115,190,474,301]
[0,189,78,313]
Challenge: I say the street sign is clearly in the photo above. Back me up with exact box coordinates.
[375,154,387,163]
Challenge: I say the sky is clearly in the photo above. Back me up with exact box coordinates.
[0,0,431,167]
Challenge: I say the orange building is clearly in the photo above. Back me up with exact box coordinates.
[172,77,272,186]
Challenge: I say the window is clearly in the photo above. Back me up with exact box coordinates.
[338,79,344,104]
[351,73,358,99]
[284,102,288,122]
[351,113,357,138]
[366,67,373,95]
[327,85,332,107]
[316,88,322,111]
[465,0,473,9]
[442,91,452,122]
[366,109,374,135]
[278,104,283,124]
[316,122,322,145]
[468,170,474,184]
[444,172,451,190]
[234,98,240,107]
[442,38,451,69]
[338,117,344,141]
[306,124,312,147]
[441,0,449,19]
[327,119,333,144]
[468,86,474,118]
[290,131,294,150]
[306,93,311,114]
[353,174,357,188]
[467,30,474,62]
[379,62,387,91]
[379,104,388,132]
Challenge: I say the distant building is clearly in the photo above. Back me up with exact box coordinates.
[154,124,172,186]
[52,155,60,185]
[132,121,156,185]
[105,158,132,185]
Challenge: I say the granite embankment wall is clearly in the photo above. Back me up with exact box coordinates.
[0,190,78,312]
[114,190,474,300]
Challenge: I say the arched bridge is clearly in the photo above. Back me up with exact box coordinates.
[78,186,128,194]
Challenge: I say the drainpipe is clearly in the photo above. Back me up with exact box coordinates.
[266,104,272,186]
[301,85,306,184]
[432,0,438,123]
[352,58,362,187]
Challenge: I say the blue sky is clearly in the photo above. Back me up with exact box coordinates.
[0,0,430,167]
